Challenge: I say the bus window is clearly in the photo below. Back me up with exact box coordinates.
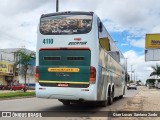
[109,51,120,63]
[40,15,92,35]
[99,38,110,51]
[99,22,102,32]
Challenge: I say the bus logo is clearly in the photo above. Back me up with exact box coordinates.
[74,38,81,41]
[68,42,87,45]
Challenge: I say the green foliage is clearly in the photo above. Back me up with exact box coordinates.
[146,79,156,84]
[0,92,35,99]
[14,50,35,84]
[15,50,34,66]
[150,64,160,77]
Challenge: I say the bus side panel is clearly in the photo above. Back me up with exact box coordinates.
[107,54,124,97]
[97,47,109,101]
[97,45,125,100]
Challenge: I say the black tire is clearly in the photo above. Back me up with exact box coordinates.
[23,88,27,92]
[61,100,70,105]
[120,86,125,98]
[119,95,123,98]
[62,101,70,105]
[100,100,108,107]
[108,91,113,105]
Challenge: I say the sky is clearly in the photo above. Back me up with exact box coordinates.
[0,0,160,82]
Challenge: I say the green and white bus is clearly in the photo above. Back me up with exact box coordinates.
[36,11,125,106]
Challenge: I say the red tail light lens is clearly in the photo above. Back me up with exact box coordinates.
[35,66,39,82]
[90,66,96,84]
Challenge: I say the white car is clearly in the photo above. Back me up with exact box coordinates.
[127,83,137,90]
[157,83,160,89]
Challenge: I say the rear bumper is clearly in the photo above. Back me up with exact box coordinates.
[36,83,97,101]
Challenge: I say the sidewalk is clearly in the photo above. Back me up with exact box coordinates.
[124,86,160,111]
[113,86,160,120]
[140,87,160,111]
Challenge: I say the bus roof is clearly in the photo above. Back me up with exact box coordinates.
[41,11,94,18]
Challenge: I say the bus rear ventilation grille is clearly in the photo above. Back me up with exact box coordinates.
[44,56,61,61]
[67,57,84,61]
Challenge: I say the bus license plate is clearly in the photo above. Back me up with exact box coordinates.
[48,68,79,72]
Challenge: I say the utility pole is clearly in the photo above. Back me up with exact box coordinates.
[134,70,135,82]
[56,0,59,12]
[126,58,128,83]
[0,54,2,61]
[131,65,133,81]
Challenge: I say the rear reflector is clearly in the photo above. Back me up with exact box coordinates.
[90,66,96,84]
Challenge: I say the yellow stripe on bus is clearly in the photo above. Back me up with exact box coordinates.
[48,68,80,72]
[39,80,89,84]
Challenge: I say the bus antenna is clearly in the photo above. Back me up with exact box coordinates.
[56,0,59,12]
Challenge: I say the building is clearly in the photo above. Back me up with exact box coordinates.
[0,48,35,88]
[0,61,14,85]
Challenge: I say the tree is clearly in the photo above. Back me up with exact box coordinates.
[150,64,160,78]
[146,79,155,85]
[14,50,35,85]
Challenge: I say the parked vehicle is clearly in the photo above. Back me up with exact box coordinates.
[0,85,4,90]
[127,83,137,90]
[10,84,28,92]
[157,83,160,89]
[0,85,11,90]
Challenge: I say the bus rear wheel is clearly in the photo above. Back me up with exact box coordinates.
[62,101,70,105]
[108,91,113,105]
[101,100,108,107]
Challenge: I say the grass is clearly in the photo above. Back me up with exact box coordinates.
[0,91,35,99]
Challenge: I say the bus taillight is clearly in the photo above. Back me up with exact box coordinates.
[35,66,39,82]
[90,66,96,84]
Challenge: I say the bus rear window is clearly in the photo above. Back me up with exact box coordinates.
[40,15,92,35]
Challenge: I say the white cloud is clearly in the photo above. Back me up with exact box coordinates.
[0,1,55,51]
[0,0,53,16]
[121,43,129,46]
[97,0,160,30]
[129,39,145,48]
[103,20,128,33]
[151,25,160,33]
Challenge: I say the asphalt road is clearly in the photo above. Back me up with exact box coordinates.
[0,86,142,119]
